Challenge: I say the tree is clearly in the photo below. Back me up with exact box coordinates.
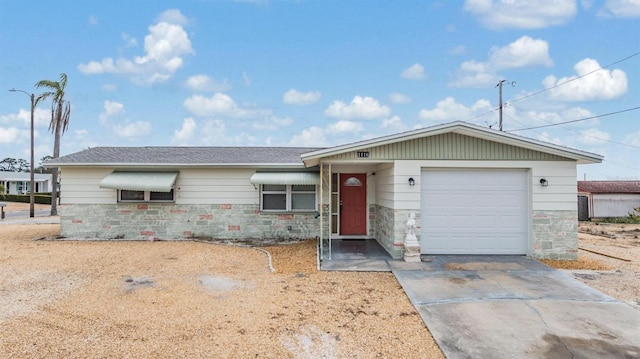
[0,158,18,172]
[35,73,71,216]
[17,159,29,172]
[36,155,54,174]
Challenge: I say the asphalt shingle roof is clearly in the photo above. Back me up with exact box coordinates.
[578,181,640,194]
[46,146,326,166]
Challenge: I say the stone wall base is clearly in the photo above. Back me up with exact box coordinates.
[59,204,320,241]
[532,210,578,260]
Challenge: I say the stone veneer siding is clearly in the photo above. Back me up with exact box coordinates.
[531,210,578,260]
[59,204,321,241]
[371,204,416,259]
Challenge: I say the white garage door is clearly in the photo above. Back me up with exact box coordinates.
[420,169,528,255]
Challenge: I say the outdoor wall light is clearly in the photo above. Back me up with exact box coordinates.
[539,178,549,187]
[408,177,416,186]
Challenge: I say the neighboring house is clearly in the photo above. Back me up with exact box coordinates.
[578,181,640,219]
[45,121,603,260]
[0,171,53,195]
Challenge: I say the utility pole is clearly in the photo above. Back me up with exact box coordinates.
[496,80,515,131]
[9,89,36,218]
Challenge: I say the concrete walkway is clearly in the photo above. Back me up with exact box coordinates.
[393,256,640,359]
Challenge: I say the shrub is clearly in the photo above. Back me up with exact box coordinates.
[2,194,52,205]
[599,208,640,224]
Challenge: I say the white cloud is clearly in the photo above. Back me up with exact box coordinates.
[598,0,640,17]
[327,120,363,134]
[451,36,553,88]
[0,127,27,144]
[324,96,391,120]
[99,100,125,125]
[78,9,193,85]
[488,36,553,69]
[449,45,466,55]
[0,108,50,128]
[171,118,197,145]
[157,8,189,25]
[98,100,152,139]
[401,63,426,80]
[288,126,328,147]
[102,83,117,91]
[183,93,271,118]
[381,115,407,132]
[419,97,493,123]
[543,58,628,101]
[389,92,412,104]
[185,75,231,92]
[464,0,577,29]
[88,15,98,26]
[252,115,293,130]
[112,120,152,138]
[242,71,251,86]
[121,33,138,48]
[624,131,640,146]
[578,128,611,145]
[282,89,322,105]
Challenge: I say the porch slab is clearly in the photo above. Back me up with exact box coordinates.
[320,238,393,271]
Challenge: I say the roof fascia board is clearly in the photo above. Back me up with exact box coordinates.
[44,163,307,168]
[301,121,603,164]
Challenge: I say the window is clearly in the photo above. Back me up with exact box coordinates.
[119,189,175,202]
[261,184,316,212]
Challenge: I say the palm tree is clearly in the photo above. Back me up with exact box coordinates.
[35,73,70,216]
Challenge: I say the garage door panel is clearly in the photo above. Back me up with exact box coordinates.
[421,169,528,255]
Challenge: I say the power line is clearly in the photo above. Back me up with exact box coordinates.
[602,159,640,171]
[508,103,640,150]
[507,106,640,132]
[509,51,640,104]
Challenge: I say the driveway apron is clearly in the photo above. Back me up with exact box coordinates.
[391,256,640,359]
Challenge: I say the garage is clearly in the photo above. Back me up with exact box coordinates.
[420,169,529,255]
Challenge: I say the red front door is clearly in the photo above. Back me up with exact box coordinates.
[340,173,367,235]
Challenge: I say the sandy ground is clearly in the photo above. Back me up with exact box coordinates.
[542,222,640,310]
[0,223,444,359]
[2,204,638,358]
[0,201,50,212]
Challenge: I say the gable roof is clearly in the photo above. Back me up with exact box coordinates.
[578,181,640,194]
[45,146,325,168]
[301,121,603,166]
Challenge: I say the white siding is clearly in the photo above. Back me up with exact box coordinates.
[60,167,262,205]
[374,163,394,208]
[177,168,258,205]
[592,194,640,218]
[61,167,115,204]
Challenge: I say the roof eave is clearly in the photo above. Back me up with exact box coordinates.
[301,121,604,164]
[44,162,308,168]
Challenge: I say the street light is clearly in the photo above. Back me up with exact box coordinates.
[9,88,35,218]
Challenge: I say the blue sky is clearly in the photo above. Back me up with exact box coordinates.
[0,0,638,179]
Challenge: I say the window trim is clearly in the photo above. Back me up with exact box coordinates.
[118,189,175,203]
[260,184,317,212]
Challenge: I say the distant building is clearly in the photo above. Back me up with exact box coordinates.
[578,181,640,219]
[0,172,53,195]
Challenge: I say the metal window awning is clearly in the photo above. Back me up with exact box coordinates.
[99,172,178,192]
[250,172,320,185]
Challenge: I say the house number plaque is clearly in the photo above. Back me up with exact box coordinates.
[356,151,370,158]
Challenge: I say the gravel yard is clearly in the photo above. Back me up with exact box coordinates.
[541,222,640,310]
[2,201,638,358]
[0,222,443,358]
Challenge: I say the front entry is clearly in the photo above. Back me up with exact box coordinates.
[339,173,367,235]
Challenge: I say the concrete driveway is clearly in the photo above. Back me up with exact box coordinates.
[391,256,640,359]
